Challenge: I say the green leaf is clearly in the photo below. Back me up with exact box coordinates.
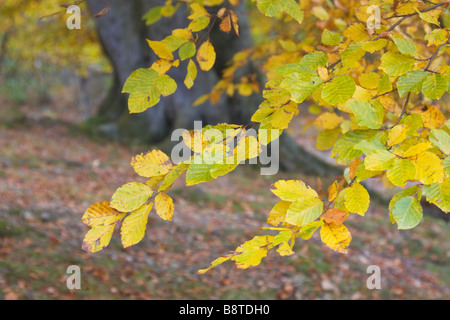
[389,186,422,215]
[110,182,153,212]
[331,130,377,162]
[429,129,450,155]
[179,41,196,61]
[380,52,415,77]
[298,220,323,239]
[280,73,323,103]
[341,43,365,71]
[386,158,416,187]
[422,73,447,100]
[156,74,177,96]
[143,6,163,25]
[159,163,189,192]
[423,178,450,213]
[322,29,341,45]
[392,196,423,229]
[185,162,214,186]
[397,70,427,98]
[256,0,284,17]
[377,74,393,95]
[391,35,417,56]
[188,16,210,32]
[349,100,384,129]
[285,197,323,227]
[316,128,341,150]
[122,69,161,113]
[321,75,356,105]
[162,35,189,52]
[282,0,304,24]
[364,149,396,171]
[362,39,387,53]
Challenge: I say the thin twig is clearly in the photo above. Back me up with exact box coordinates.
[424,39,450,72]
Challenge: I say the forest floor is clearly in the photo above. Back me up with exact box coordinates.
[0,97,449,300]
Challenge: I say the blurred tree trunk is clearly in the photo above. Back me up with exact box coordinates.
[86,0,341,177]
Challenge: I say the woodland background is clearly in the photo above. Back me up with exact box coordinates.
[0,0,448,299]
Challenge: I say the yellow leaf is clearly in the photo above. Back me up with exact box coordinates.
[320,222,351,254]
[159,163,190,192]
[276,243,294,256]
[317,66,329,80]
[146,40,174,60]
[146,175,166,189]
[230,10,239,36]
[198,256,233,274]
[402,141,433,157]
[386,158,416,187]
[328,181,340,202]
[154,192,174,221]
[271,180,318,201]
[349,157,361,180]
[413,105,446,129]
[412,151,444,185]
[388,124,409,147]
[196,41,216,71]
[110,182,153,212]
[121,203,152,248]
[81,202,126,228]
[231,235,274,269]
[151,59,173,75]
[345,182,370,216]
[131,150,172,177]
[82,224,115,253]
[184,59,198,89]
[285,196,323,227]
[188,3,209,20]
[267,201,291,226]
[314,112,345,130]
[377,96,398,113]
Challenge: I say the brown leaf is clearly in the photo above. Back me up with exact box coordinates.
[349,158,361,180]
[323,208,349,225]
[94,7,110,18]
[219,15,232,33]
[217,7,227,18]
[230,10,239,36]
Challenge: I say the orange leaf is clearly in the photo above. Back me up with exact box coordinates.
[322,208,349,226]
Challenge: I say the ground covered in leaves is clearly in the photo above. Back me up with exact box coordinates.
[0,100,449,300]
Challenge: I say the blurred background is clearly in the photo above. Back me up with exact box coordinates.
[0,0,448,300]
